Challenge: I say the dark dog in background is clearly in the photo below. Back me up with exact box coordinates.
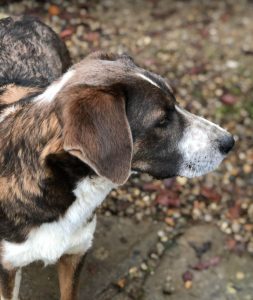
[0,16,234,300]
[0,16,71,108]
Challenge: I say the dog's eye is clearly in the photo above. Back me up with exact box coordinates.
[157,118,170,127]
[156,108,174,128]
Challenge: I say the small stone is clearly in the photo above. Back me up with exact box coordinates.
[129,267,138,276]
[133,188,141,196]
[236,272,245,280]
[48,4,60,16]
[243,164,252,174]
[157,230,166,238]
[226,60,239,69]
[116,278,126,289]
[226,283,237,294]
[215,89,223,97]
[247,204,253,222]
[156,242,165,256]
[231,222,241,233]
[126,207,135,215]
[204,214,213,222]
[163,281,175,295]
[184,280,192,289]
[165,217,175,227]
[140,263,148,271]
[150,253,159,260]
[247,242,253,253]
[161,236,168,243]
[176,177,187,185]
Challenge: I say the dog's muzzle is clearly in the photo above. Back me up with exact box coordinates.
[176,105,235,178]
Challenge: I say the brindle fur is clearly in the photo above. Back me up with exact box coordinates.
[0,16,71,88]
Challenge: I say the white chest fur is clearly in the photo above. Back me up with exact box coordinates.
[2,177,115,268]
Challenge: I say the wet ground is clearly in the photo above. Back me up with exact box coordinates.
[0,0,253,299]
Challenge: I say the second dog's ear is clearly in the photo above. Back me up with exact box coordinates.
[58,85,133,185]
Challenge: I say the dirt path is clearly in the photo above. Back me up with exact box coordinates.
[19,216,253,300]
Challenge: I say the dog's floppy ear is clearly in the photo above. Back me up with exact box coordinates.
[59,85,133,185]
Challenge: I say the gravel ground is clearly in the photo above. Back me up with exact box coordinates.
[0,0,253,298]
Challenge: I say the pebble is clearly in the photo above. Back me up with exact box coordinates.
[247,204,253,222]
[184,280,193,289]
[231,222,241,233]
[247,242,253,253]
[162,275,175,294]
[226,283,237,294]
[236,271,245,280]
[140,263,148,271]
[163,281,175,294]
[156,242,165,256]
[226,60,239,69]
[150,253,159,260]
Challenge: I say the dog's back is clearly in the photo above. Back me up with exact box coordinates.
[0,15,71,106]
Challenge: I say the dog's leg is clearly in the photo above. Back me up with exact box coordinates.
[57,254,85,300]
[0,266,21,300]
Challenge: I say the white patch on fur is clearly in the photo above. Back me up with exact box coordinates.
[12,269,21,300]
[35,69,75,103]
[176,105,228,177]
[136,73,160,89]
[2,177,115,268]
[0,105,17,123]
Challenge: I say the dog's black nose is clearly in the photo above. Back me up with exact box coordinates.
[218,134,235,154]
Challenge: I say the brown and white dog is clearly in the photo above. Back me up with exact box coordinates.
[0,16,234,300]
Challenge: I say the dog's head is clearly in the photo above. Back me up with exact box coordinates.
[51,52,234,184]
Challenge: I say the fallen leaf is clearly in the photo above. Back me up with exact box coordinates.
[188,64,206,75]
[48,4,60,16]
[60,28,74,39]
[164,217,175,226]
[143,182,161,191]
[201,187,221,202]
[228,204,241,220]
[85,32,100,42]
[191,256,221,271]
[221,94,237,105]
[182,270,194,282]
[226,238,237,251]
[163,178,176,188]
[156,191,180,207]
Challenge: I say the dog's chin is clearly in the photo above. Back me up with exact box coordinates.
[178,156,225,178]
